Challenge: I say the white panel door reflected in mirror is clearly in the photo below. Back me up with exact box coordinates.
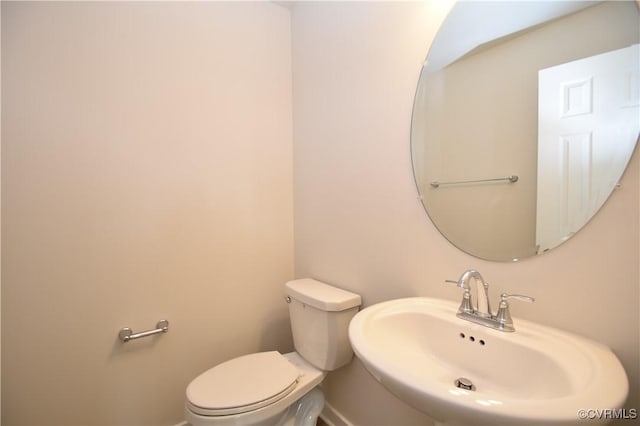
[537,44,640,253]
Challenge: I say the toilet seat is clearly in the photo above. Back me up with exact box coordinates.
[186,351,300,416]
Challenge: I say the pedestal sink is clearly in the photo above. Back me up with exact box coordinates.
[348,297,628,426]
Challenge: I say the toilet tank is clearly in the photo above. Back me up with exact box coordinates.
[285,279,362,371]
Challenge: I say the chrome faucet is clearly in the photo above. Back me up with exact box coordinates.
[448,269,492,318]
[446,269,534,332]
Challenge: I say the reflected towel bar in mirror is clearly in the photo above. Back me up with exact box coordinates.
[430,175,519,188]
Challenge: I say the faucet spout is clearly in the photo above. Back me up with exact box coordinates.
[457,269,491,318]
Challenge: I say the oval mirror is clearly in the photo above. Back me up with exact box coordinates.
[411,0,639,262]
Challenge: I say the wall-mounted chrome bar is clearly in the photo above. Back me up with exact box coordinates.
[430,175,519,188]
[119,319,169,342]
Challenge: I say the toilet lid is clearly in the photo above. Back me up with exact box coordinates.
[186,351,299,416]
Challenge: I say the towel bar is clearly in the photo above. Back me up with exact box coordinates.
[119,319,169,342]
[430,175,518,188]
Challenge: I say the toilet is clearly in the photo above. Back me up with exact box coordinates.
[185,278,362,426]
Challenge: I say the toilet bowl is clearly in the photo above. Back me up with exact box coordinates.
[184,279,361,426]
[186,352,325,426]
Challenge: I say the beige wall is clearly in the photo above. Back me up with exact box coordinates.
[2,2,293,425]
[2,1,639,425]
[292,1,638,424]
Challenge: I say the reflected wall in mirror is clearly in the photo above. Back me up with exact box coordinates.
[411,0,640,262]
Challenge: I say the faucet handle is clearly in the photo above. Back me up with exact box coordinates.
[495,293,535,332]
[444,279,474,314]
[500,293,535,303]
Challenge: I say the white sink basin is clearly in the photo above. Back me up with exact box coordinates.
[349,297,628,426]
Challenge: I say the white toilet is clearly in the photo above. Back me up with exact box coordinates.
[185,278,362,426]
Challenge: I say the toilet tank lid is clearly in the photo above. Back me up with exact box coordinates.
[285,279,361,311]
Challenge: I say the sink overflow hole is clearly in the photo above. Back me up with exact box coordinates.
[455,377,475,391]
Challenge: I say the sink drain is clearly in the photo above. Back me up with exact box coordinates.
[454,377,475,391]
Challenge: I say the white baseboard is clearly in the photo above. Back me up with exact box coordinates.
[320,401,353,426]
